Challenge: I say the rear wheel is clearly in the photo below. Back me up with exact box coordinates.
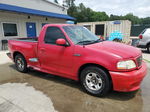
[15,54,28,73]
[147,44,150,53]
[80,66,111,97]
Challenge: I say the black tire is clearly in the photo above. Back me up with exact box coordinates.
[14,54,28,73]
[80,66,111,97]
[147,44,150,53]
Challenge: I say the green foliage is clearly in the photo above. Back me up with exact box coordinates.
[64,0,75,8]
[124,13,140,24]
[66,0,150,24]
[109,14,123,21]
[141,17,150,24]
[92,11,109,21]
[75,3,94,22]
[67,2,109,22]
[109,13,142,24]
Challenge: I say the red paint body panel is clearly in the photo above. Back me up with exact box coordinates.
[8,24,148,92]
[110,61,147,91]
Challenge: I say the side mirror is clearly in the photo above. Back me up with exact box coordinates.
[56,39,69,47]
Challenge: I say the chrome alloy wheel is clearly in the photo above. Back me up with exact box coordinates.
[85,72,103,91]
[148,45,150,53]
[16,58,25,71]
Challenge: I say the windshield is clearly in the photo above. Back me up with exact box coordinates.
[63,26,101,45]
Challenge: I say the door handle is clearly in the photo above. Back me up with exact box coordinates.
[40,48,45,53]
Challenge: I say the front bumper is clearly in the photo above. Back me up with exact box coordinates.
[137,45,147,48]
[7,52,14,62]
[6,52,11,59]
[109,61,147,92]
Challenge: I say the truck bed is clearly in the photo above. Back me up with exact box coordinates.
[10,38,38,42]
[8,38,38,65]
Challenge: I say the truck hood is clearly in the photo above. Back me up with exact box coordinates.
[86,41,141,59]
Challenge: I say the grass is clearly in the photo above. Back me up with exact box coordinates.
[144,59,150,63]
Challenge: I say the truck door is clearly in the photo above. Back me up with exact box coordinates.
[38,26,74,75]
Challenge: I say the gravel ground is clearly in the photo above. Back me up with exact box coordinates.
[142,51,150,62]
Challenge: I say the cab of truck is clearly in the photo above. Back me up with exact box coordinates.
[8,24,147,97]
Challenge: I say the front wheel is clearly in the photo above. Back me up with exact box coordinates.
[15,54,28,73]
[80,66,111,97]
[147,44,150,53]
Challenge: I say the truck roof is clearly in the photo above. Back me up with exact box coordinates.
[43,24,75,27]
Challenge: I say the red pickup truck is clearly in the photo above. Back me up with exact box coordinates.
[8,24,147,96]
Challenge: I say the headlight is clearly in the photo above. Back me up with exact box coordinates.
[117,60,136,70]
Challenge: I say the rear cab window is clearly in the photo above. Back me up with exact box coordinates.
[141,28,150,35]
[141,29,147,34]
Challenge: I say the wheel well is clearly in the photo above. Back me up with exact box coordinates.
[13,52,24,61]
[78,63,112,82]
[147,42,150,47]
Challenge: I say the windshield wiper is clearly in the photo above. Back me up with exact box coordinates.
[76,39,102,45]
[76,40,94,45]
[92,38,102,43]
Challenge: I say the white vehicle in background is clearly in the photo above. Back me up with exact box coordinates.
[138,28,150,53]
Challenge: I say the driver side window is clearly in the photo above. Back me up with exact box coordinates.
[44,27,66,44]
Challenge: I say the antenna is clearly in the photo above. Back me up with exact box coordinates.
[82,26,85,48]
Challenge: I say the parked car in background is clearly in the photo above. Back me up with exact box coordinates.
[138,28,150,53]
[7,24,147,96]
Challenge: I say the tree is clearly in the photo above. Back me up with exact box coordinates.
[92,12,109,21]
[109,14,123,21]
[109,13,141,25]
[64,0,77,17]
[141,17,150,25]
[64,0,75,8]
[123,13,141,24]
[75,3,93,22]
[66,2,150,25]
[67,3,109,22]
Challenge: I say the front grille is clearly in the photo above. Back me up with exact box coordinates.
[136,55,142,67]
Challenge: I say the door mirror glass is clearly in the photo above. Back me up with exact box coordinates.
[56,39,68,46]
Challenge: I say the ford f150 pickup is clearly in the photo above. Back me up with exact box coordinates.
[8,24,147,96]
